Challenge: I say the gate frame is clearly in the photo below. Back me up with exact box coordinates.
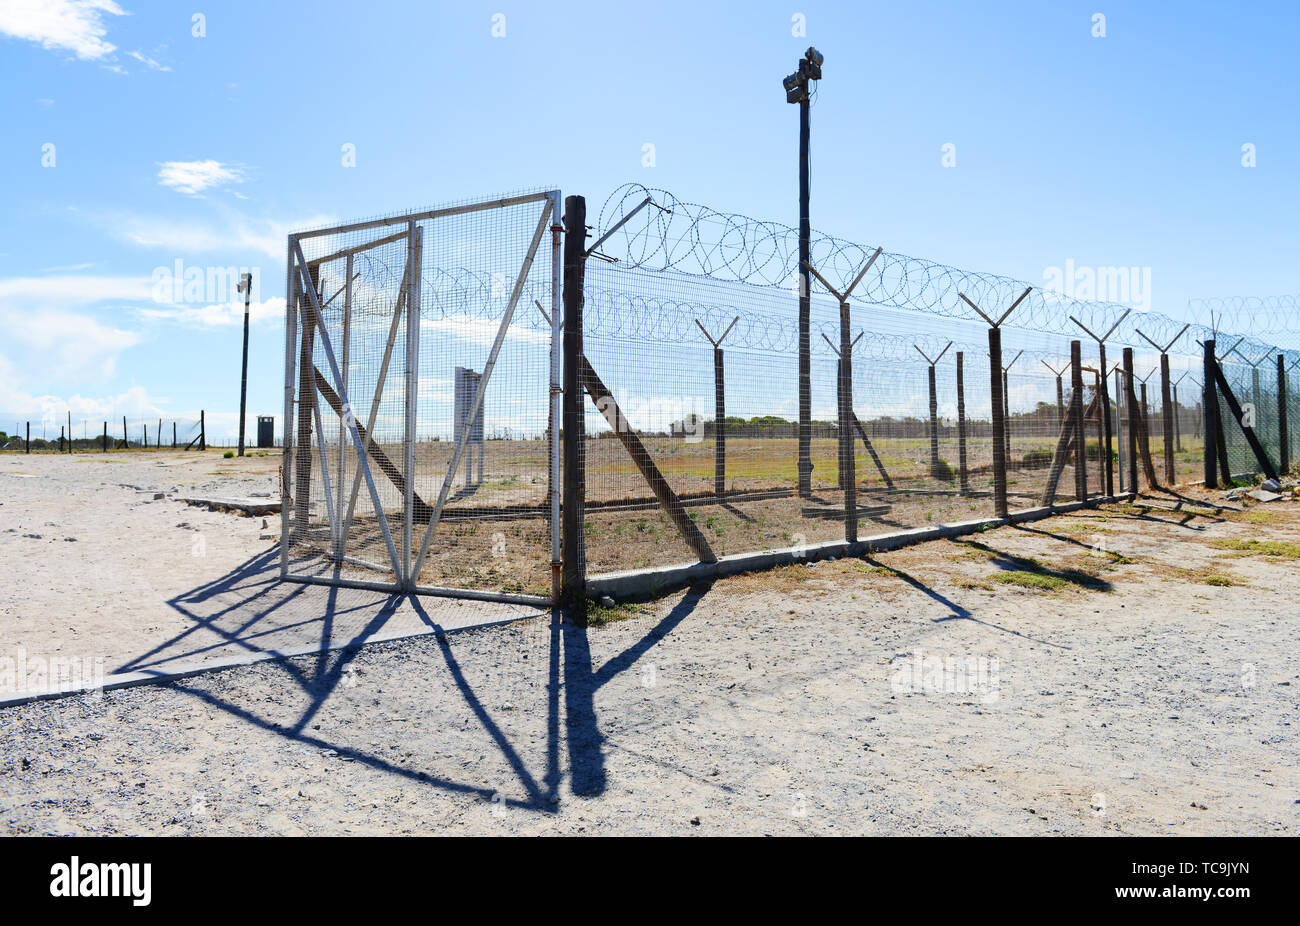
[281,190,562,606]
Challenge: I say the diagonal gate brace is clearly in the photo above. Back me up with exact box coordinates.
[313,369,434,522]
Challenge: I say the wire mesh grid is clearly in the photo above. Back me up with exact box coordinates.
[284,192,559,600]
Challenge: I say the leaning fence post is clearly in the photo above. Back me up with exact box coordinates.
[200,410,206,451]
[1279,354,1290,475]
[122,415,127,449]
[561,195,587,614]
[102,421,107,452]
[1203,341,1218,488]
[956,351,970,495]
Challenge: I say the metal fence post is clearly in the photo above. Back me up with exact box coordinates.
[403,222,421,588]
[561,195,587,614]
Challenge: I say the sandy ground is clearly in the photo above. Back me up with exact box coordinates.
[1,451,1297,835]
[0,451,546,676]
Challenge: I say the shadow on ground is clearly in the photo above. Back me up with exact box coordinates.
[116,549,712,813]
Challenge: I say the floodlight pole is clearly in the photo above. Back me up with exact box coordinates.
[237,272,253,456]
[785,47,823,498]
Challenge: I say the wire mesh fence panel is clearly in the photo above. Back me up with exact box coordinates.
[284,191,559,600]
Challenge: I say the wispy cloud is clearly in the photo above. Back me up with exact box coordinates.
[136,297,285,328]
[157,160,244,195]
[0,0,126,61]
[0,273,154,307]
[102,207,335,260]
[128,49,170,72]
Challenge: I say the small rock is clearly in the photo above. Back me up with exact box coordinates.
[690,816,701,826]
[598,595,615,608]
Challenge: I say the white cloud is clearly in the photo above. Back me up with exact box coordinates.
[136,296,285,328]
[157,160,244,195]
[0,309,140,382]
[127,49,168,71]
[0,0,125,61]
[420,314,549,349]
[103,208,334,260]
[0,273,154,308]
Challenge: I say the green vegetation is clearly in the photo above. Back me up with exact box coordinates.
[581,602,644,627]
[1021,448,1053,469]
[994,570,1069,591]
[1209,538,1300,559]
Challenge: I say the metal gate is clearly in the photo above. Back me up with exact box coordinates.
[282,190,561,605]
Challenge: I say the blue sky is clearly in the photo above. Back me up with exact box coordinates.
[1,0,1296,438]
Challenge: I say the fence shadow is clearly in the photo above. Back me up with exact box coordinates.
[113,552,710,813]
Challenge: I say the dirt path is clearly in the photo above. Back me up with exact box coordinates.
[2,469,1296,835]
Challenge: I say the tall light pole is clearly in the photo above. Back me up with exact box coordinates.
[784,46,823,497]
[237,272,252,456]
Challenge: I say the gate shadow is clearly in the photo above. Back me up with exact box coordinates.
[116,550,709,814]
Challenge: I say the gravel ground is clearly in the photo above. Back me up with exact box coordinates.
[2,471,1297,835]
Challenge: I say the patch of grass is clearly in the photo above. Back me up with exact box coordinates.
[955,578,994,590]
[1243,509,1285,526]
[958,539,1111,592]
[1203,573,1244,587]
[580,602,645,627]
[223,450,234,458]
[994,571,1069,591]
[1150,563,1248,587]
[1209,538,1300,559]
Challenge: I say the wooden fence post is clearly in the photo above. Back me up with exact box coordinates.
[1278,354,1290,475]
[1159,353,1175,484]
[1071,340,1087,500]
[989,326,1008,517]
[1124,348,1139,493]
[956,352,969,496]
[714,347,726,496]
[561,195,587,613]
[1203,341,1218,488]
[839,299,857,542]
